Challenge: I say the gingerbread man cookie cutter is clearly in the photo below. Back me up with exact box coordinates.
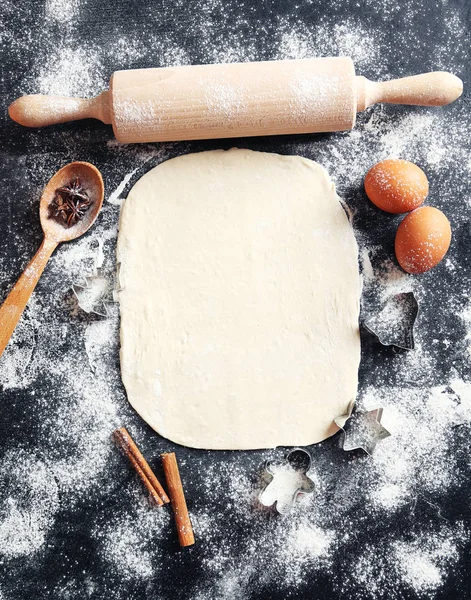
[259,448,315,514]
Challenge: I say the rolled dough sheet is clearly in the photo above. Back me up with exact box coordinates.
[117,148,360,450]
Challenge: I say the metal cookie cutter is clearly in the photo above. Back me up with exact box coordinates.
[335,401,391,455]
[259,448,315,514]
[72,240,114,317]
[72,268,112,317]
[363,291,419,350]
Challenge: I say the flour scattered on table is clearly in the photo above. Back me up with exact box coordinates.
[276,18,379,68]
[37,46,106,97]
[1,0,470,598]
[93,493,170,581]
[44,0,82,24]
[392,529,464,595]
[0,451,60,559]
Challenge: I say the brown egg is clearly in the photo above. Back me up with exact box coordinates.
[395,207,451,274]
[364,159,429,213]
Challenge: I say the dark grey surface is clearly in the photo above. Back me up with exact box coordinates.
[1,1,470,599]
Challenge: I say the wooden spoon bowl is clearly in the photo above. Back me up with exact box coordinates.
[0,161,104,357]
[40,161,104,242]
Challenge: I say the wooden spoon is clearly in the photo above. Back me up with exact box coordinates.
[0,161,104,357]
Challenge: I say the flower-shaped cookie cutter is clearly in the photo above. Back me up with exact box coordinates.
[71,240,116,317]
[363,291,419,350]
[259,448,315,514]
[72,268,112,317]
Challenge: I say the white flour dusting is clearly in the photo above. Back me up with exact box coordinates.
[93,493,170,581]
[0,450,60,559]
[44,0,82,24]
[1,0,470,597]
[107,169,139,206]
[276,19,380,68]
[37,46,107,97]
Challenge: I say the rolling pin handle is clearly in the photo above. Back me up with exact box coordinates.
[356,72,463,112]
[8,91,111,128]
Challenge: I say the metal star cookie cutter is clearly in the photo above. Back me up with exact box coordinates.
[259,448,315,514]
[335,401,391,455]
[363,291,419,350]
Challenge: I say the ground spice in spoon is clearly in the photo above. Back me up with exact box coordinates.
[51,177,92,227]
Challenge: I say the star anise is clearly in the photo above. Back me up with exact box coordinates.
[51,177,92,227]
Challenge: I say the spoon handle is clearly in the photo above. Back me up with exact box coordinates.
[0,237,57,358]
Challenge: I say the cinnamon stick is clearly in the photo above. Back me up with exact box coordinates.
[161,452,195,547]
[113,427,170,505]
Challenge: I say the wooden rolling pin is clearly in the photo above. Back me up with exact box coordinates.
[9,58,462,143]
